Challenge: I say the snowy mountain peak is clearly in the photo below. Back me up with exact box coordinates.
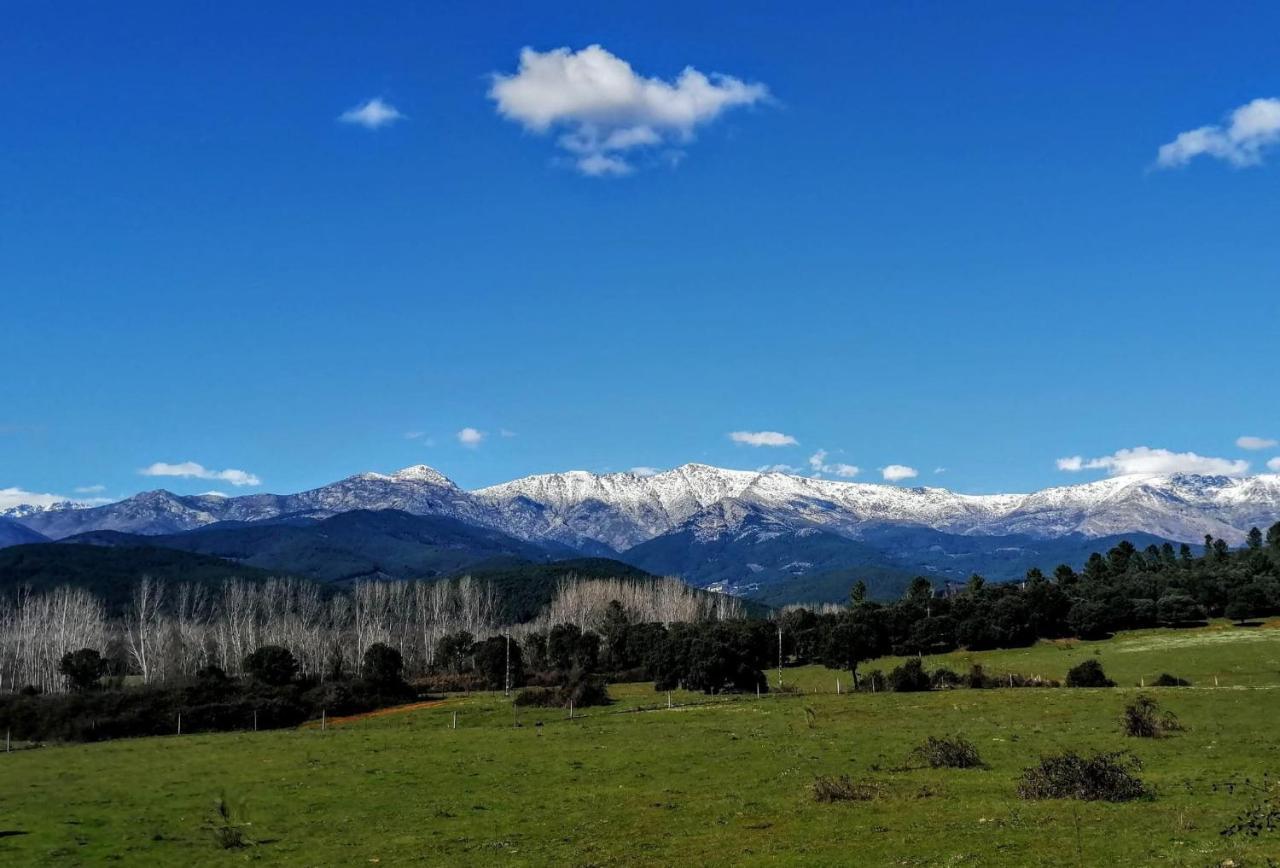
[385,465,458,487]
[7,464,1279,552]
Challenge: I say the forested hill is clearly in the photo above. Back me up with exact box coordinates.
[0,543,288,612]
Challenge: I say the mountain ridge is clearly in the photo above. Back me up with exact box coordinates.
[8,463,1280,555]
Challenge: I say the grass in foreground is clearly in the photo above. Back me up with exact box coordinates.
[2,623,1279,866]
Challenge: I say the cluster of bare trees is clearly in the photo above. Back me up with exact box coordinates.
[1,573,743,694]
[539,577,744,630]
[0,586,107,693]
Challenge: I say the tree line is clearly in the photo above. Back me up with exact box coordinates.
[2,522,1277,706]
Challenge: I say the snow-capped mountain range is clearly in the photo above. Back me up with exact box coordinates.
[7,463,1280,550]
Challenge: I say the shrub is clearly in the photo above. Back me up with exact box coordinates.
[513,687,560,708]
[910,735,985,769]
[810,775,879,803]
[931,667,962,688]
[562,670,610,708]
[889,658,932,692]
[243,645,298,686]
[1122,695,1184,738]
[1065,659,1114,688]
[362,643,404,689]
[513,670,611,709]
[196,664,228,683]
[412,672,485,693]
[1017,750,1150,802]
[855,669,887,693]
[1152,673,1190,687]
[58,648,106,692]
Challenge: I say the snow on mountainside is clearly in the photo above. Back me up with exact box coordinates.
[8,463,1280,550]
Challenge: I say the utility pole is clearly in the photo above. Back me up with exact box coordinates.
[504,634,511,698]
[776,624,784,688]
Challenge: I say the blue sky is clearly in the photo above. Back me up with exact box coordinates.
[3,1,1279,506]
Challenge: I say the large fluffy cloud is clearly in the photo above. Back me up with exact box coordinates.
[1056,446,1249,477]
[730,431,797,447]
[139,461,261,487]
[489,45,768,176]
[1156,98,1280,168]
[1269,457,1280,472]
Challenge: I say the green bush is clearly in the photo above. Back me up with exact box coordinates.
[1152,673,1190,687]
[1065,659,1114,688]
[243,645,298,686]
[361,643,405,689]
[889,658,931,692]
[58,648,106,692]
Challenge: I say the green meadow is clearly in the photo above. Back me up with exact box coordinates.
[4,623,1280,866]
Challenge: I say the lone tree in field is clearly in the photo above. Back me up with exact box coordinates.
[58,647,106,691]
[823,604,885,688]
[244,645,299,686]
[362,642,405,688]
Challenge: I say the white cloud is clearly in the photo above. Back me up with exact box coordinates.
[629,466,659,477]
[499,429,518,438]
[139,461,261,487]
[1237,435,1278,451]
[757,463,799,474]
[807,450,860,478]
[489,45,768,176]
[933,467,947,475]
[74,484,106,494]
[1268,457,1280,472]
[0,487,71,511]
[882,464,919,482]
[1156,98,1280,168]
[1056,446,1249,477]
[730,430,798,447]
[339,97,405,130]
[200,491,229,498]
[456,427,486,448]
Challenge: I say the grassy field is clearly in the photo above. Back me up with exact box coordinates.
[3,623,1280,866]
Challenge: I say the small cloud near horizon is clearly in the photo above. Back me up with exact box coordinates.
[1237,435,1278,450]
[730,430,797,447]
[629,466,659,477]
[882,464,919,482]
[139,461,261,487]
[457,427,486,448]
[339,97,405,130]
[808,450,859,478]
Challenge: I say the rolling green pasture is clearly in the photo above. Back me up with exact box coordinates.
[3,623,1280,866]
